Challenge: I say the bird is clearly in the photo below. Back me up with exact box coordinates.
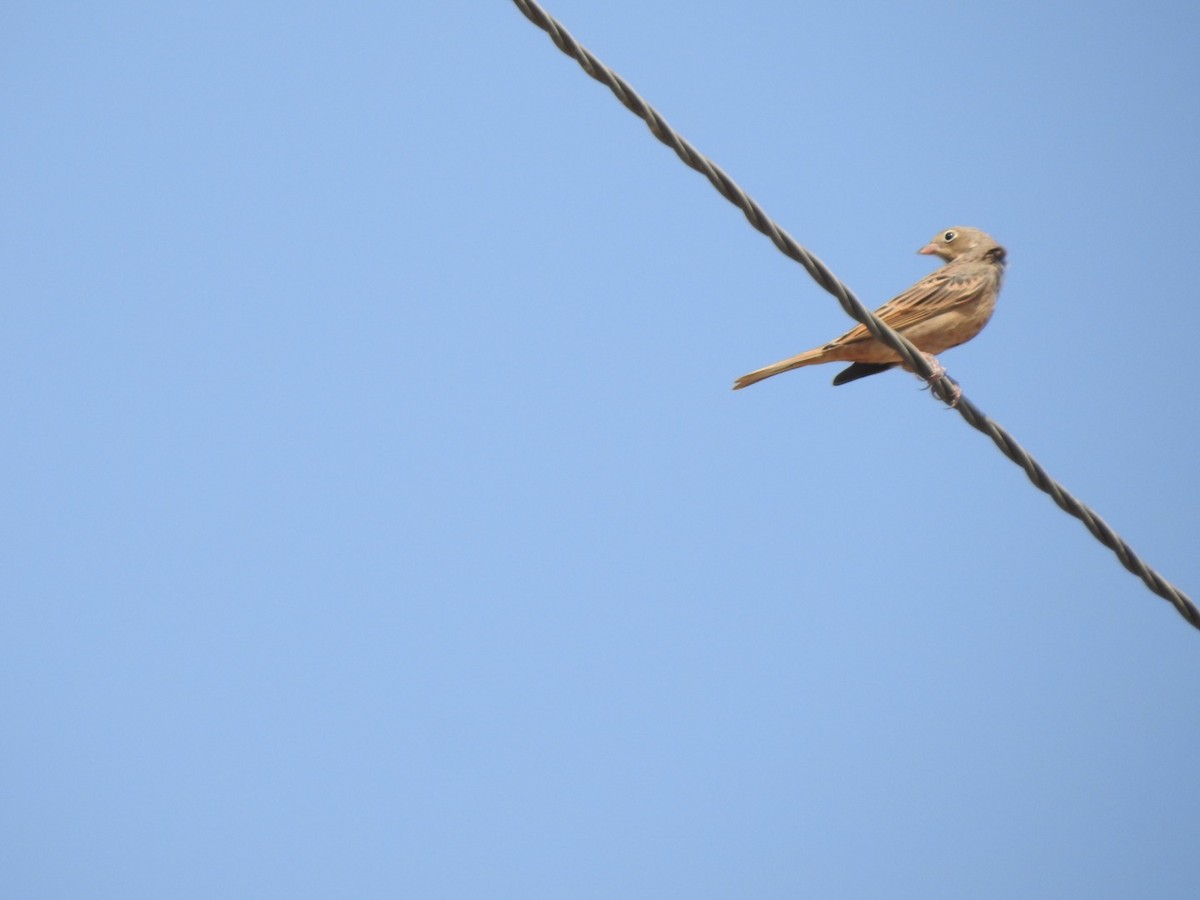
[732,226,1006,394]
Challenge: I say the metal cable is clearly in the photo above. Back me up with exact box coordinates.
[510,0,1199,632]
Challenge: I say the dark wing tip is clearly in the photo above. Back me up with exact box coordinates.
[832,362,896,386]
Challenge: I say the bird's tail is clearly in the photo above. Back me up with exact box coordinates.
[732,348,827,390]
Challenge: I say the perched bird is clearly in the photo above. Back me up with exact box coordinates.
[732,226,1006,393]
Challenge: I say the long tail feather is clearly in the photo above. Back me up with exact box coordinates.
[732,349,827,390]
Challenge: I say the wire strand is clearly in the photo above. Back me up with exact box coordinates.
[510,0,1199,632]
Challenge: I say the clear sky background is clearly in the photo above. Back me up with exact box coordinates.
[4,2,1199,897]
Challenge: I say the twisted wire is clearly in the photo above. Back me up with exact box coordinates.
[510,0,1199,631]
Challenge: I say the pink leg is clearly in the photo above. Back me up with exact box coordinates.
[919,352,961,407]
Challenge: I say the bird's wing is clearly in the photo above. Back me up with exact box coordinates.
[826,263,993,349]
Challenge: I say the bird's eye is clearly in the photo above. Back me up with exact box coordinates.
[943,230,957,242]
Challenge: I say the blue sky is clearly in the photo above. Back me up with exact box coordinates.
[4,1,1200,897]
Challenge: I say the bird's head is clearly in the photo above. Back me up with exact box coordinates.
[918,226,1004,263]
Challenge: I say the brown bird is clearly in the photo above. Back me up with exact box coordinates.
[733,226,1006,392]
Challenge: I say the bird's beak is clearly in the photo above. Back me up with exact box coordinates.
[917,242,939,256]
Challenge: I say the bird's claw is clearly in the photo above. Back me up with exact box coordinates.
[918,353,961,407]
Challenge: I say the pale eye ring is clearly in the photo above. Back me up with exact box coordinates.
[943,230,957,242]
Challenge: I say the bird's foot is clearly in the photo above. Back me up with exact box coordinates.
[919,352,946,381]
[918,353,961,407]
